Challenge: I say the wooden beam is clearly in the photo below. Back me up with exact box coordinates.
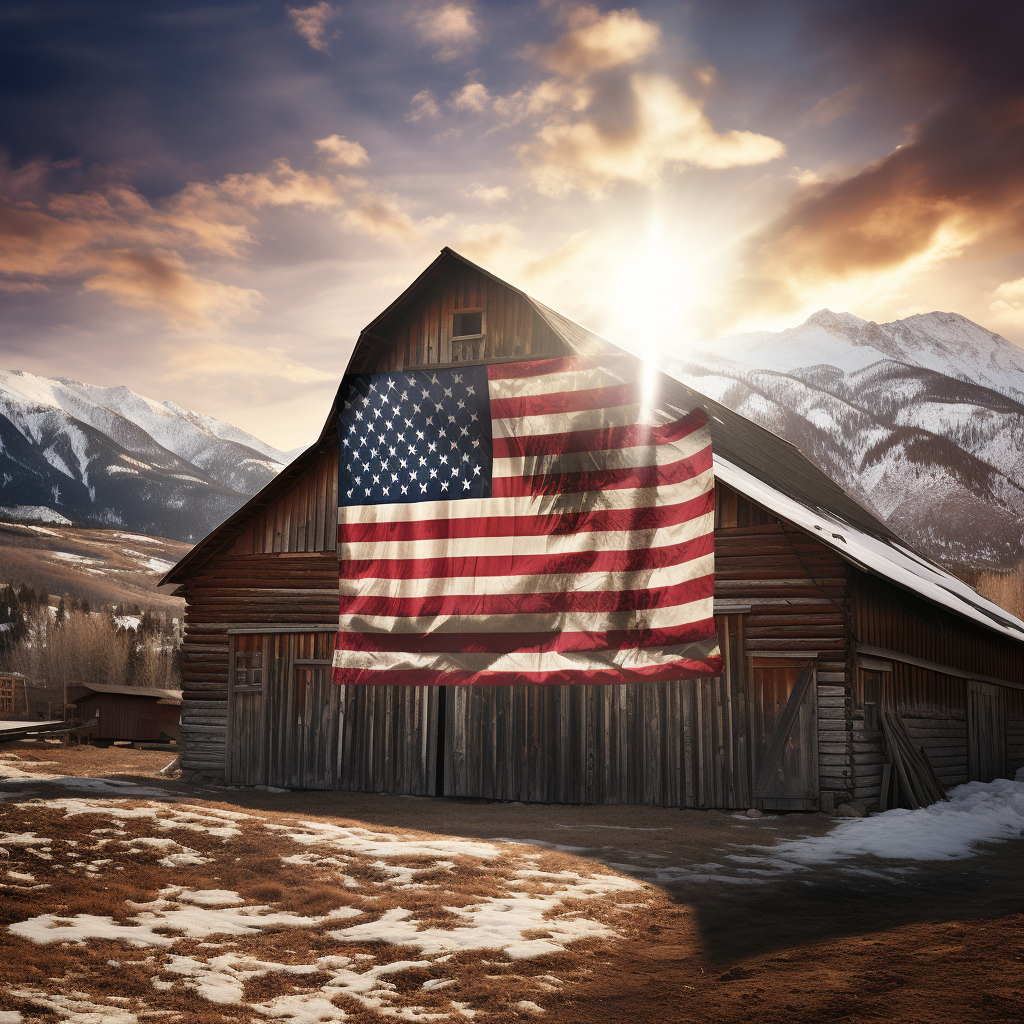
[227,625,337,635]
[855,643,1024,691]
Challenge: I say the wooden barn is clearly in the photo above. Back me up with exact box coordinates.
[68,684,182,743]
[161,249,1024,811]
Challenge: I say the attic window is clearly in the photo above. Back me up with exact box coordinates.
[452,310,483,338]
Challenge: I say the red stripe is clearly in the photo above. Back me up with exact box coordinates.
[490,380,640,420]
[334,615,715,655]
[332,652,724,687]
[492,444,711,498]
[492,410,707,459]
[340,573,712,619]
[487,353,636,381]
[339,489,712,544]
[341,530,713,580]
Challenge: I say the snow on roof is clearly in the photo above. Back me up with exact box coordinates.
[714,455,1024,644]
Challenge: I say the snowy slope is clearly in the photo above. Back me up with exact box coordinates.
[0,370,299,543]
[663,311,1024,571]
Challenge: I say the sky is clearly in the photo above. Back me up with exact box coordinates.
[2,0,1023,451]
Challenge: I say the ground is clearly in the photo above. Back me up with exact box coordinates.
[1,742,1022,1023]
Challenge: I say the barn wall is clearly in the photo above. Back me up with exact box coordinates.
[849,568,1024,802]
[348,265,569,374]
[714,483,852,808]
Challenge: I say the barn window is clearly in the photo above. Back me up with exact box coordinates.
[452,310,483,338]
[234,636,264,689]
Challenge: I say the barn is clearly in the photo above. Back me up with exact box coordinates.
[68,683,182,744]
[161,248,1024,811]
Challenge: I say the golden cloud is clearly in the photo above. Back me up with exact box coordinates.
[522,73,785,197]
[534,6,660,78]
[314,134,369,167]
[0,154,385,328]
[450,82,492,113]
[407,90,441,121]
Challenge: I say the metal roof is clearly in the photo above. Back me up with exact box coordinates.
[69,684,183,702]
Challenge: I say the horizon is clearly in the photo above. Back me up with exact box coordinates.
[2,1,1023,450]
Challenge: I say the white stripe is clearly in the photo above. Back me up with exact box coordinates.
[333,633,718,674]
[489,366,632,402]
[340,509,714,563]
[341,596,712,635]
[493,402,680,439]
[492,428,710,478]
[339,467,713,528]
[340,552,714,599]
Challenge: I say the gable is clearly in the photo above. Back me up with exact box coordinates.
[347,260,569,373]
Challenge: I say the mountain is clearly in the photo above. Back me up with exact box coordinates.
[0,371,301,543]
[661,310,1024,572]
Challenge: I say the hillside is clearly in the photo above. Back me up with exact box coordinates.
[0,371,301,543]
[0,520,189,615]
[663,310,1024,571]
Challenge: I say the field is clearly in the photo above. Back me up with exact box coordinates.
[1,744,1022,1023]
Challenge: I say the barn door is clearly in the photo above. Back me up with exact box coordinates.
[750,658,819,810]
[968,681,1006,782]
[226,635,267,786]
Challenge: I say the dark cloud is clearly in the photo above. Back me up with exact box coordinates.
[730,0,1024,313]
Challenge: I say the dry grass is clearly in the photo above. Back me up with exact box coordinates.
[0,791,657,1022]
[976,563,1024,619]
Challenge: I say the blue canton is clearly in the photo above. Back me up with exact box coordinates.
[338,365,493,505]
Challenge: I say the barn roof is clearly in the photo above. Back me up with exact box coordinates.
[69,683,183,702]
[161,248,1024,645]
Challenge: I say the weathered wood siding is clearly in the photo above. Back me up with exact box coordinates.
[347,265,568,373]
[178,448,341,778]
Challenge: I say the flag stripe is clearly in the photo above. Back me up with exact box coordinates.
[338,487,713,545]
[341,548,713,598]
[338,573,713,620]
[491,444,711,497]
[487,354,636,381]
[335,616,715,654]
[490,380,642,420]
[491,412,706,459]
[340,531,713,581]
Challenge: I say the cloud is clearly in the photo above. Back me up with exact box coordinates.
[799,84,863,128]
[412,3,478,62]
[727,0,1024,318]
[465,183,509,204]
[522,73,785,198]
[991,277,1024,324]
[0,156,371,328]
[533,6,660,77]
[314,134,369,167]
[287,2,339,53]
[342,194,420,240]
[450,82,492,113]
[163,338,337,385]
[407,90,441,121]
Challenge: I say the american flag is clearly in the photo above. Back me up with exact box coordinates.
[332,353,721,686]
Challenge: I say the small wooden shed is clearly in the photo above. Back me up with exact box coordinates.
[162,249,1024,809]
[69,684,182,743]
[0,672,27,718]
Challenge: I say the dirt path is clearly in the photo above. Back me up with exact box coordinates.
[2,749,1022,1022]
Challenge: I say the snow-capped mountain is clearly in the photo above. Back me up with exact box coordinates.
[0,371,302,542]
[662,310,1024,571]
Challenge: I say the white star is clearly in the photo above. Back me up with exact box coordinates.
[391,473,399,483]
[462,452,469,462]
[428,441,437,453]
[419,456,427,467]
[440,454,448,465]
[450,439,458,449]
[460,426,469,437]
[425,416,433,426]
[401,485,408,495]
[416,430,425,440]
[453,373,462,383]
[405,418,413,429]
[470,411,478,422]
[473,464,481,476]
[450,466,458,477]
[466,385,475,396]
[441,479,449,491]
[396,432,406,443]
[413,404,421,414]
[435,403,443,413]
[401,390,409,401]
[387,377,395,390]
[421,388,430,399]
[472,439,480,448]
[382,486,389,496]
[463,479,471,490]
[362,462,370,473]
[420,482,428,493]
[430,373,439,384]
[365,487,372,496]
[430,468,438,479]
[361,396,370,407]
[389,446,397,457]
[373,474,380,485]
[370,448,378,459]
[347,488,354,498]
[444,387,453,398]
[457,399,465,410]
[355,476,361,485]
[448,414,456,424]
[342,438,350,448]
[399,458,408,469]
[407,445,417,455]
[370,382,378,392]
[356,411,364,422]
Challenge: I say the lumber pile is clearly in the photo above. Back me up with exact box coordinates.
[879,710,948,810]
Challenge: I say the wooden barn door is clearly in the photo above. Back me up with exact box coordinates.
[749,658,819,811]
[226,634,267,786]
[968,681,1006,782]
